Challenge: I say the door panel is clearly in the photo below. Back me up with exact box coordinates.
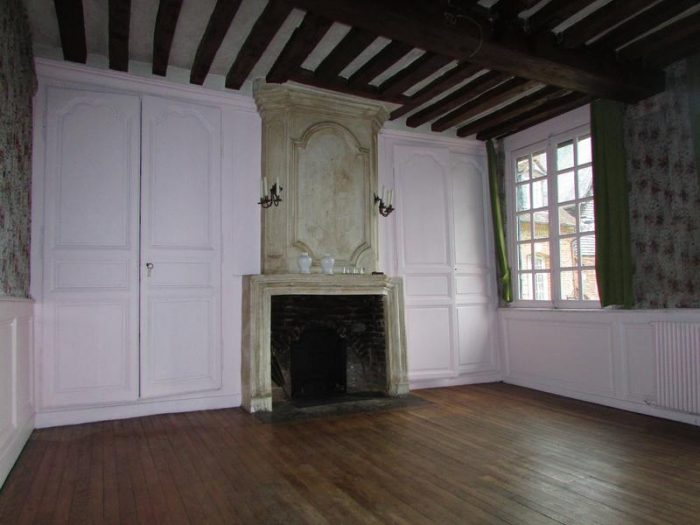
[140,96,222,398]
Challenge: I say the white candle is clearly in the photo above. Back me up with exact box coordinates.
[382,185,386,202]
[388,190,393,206]
[276,177,280,190]
[260,178,264,199]
[263,177,268,196]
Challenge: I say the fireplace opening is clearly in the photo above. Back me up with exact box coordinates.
[271,294,386,406]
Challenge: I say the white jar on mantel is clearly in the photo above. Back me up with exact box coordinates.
[297,252,312,274]
[320,254,335,275]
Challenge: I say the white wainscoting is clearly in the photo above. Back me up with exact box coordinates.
[500,308,700,426]
[0,298,34,488]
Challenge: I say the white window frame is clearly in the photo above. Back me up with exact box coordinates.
[505,121,600,309]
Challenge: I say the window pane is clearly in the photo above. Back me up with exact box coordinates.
[578,136,592,165]
[581,269,599,301]
[559,237,578,268]
[517,214,532,241]
[516,184,531,211]
[533,211,549,239]
[557,140,574,170]
[518,243,532,270]
[519,273,533,300]
[516,157,530,182]
[534,272,551,300]
[579,201,595,232]
[577,166,593,199]
[560,270,579,300]
[558,171,575,203]
[531,179,548,209]
[558,204,577,235]
[532,151,547,178]
[580,234,596,266]
[533,241,550,269]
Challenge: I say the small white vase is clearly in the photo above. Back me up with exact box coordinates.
[320,254,335,275]
[297,252,312,274]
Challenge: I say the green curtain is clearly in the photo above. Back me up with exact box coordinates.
[486,140,513,303]
[590,100,634,308]
[688,53,700,186]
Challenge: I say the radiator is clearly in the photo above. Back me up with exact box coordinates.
[654,322,700,415]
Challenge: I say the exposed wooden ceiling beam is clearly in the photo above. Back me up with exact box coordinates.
[406,71,510,128]
[266,12,333,84]
[283,0,663,102]
[289,68,408,105]
[379,53,453,97]
[152,0,183,76]
[108,0,131,71]
[347,41,413,87]
[314,27,377,80]
[455,86,566,137]
[617,11,700,64]
[476,92,592,140]
[190,0,242,85]
[54,0,87,63]
[431,77,540,132]
[390,62,483,120]
[647,33,700,69]
[590,0,698,52]
[558,0,657,49]
[226,0,294,89]
[525,0,596,34]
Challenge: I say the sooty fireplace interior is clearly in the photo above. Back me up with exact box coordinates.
[271,295,386,403]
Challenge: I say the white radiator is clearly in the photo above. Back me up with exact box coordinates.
[654,322,700,415]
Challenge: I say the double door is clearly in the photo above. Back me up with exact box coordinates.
[41,87,222,407]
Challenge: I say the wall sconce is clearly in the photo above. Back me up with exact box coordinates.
[259,177,283,208]
[374,187,395,217]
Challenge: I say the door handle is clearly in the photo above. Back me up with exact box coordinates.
[146,262,154,277]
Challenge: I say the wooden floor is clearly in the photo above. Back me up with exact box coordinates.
[1,384,700,524]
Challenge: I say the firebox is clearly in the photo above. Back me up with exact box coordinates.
[291,327,347,398]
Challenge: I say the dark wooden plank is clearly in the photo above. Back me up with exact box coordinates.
[406,70,510,128]
[432,77,540,131]
[379,52,453,97]
[559,0,658,49]
[108,0,131,71]
[390,62,483,120]
[190,0,242,85]
[646,33,700,69]
[283,0,663,102]
[152,0,183,76]
[54,0,87,63]
[617,11,700,64]
[266,12,333,83]
[476,92,592,140]
[347,40,414,87]
[226,0,294,89]
[289,68,409,105]
[315,27,377,80]
[525,0,596,34]
[590,0,698,52]
[455,85,566,137]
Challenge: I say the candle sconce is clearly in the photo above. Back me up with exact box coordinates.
[258,177,283,208]
[374,187,395,217]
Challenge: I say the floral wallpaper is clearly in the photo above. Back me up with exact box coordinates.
[625,60,700,308]
[0,0,35,298]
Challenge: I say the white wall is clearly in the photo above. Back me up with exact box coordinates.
[0,298,34,487]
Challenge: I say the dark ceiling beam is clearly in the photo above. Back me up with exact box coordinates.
[647,33,700,69]
[347,41,413,87]
[406,71,510,128]
[108,0,131,71]
[390,62,483,120]
[558,0,657,49]
[431,77,540,132]
[617,11,700,64]
[379,53,453,97]
[54,0,87,63]
[590,0,698,52]
[476,92,592,140]
[455,85,565,137]
[289,68,409,105]
[152,0,183,76]
[525,0,596,34]
[266,12,333,83]
[190,0,242,85]
[314,27,377,80]
[283,0,663,102]
[226,0,294,89]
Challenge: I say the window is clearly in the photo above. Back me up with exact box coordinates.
[508,126,599,307]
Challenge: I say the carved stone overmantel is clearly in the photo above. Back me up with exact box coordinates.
[254,82,389,274]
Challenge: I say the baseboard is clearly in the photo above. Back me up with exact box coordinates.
[410,370,503,390]
[503,376,700,427]
[35,393,242,428]
[0,414,35,489]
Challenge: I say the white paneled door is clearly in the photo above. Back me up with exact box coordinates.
[139,96,223,398]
